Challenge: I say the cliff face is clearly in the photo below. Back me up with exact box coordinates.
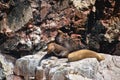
[0,0,120,80]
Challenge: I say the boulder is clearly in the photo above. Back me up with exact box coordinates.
[0,53,14,79]
[12,50,120,80]
[70,0,96,10]
[7,0,33,31]
[0,68,5,80]
[37,58,98,80]
[35,54,120,80]
[14,51,47,80]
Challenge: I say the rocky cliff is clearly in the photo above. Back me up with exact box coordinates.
[0,0,120,80]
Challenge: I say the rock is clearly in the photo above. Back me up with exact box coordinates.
[6,75,23,80]
[12,51,120,80]
[113,56,120,68]
[70,0,96,10]
[67,74,92,80]
[40,1,51,21]
[40,58,68,80]
[56,0,70,11]
[104,17,120,43]
[29,0,40,8]
[35,67,46,80]
[1,35,20,51]
[35,57,98,80]
[0,24,43,55]
[13,75,23,80]
[50,70,67,80]
[34,54,120,80]
[7,0,33,31]
[69,58,99,79]
[0,53,14,79]
[14,51,47,80]
[0,68,5,80]
[96,54,120,80]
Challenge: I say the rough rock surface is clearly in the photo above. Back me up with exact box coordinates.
[7,0,33,31]
[14,51,47,80]
[71,0,96,10]
[13,52,120,80]
[0,53,14,79]
[35,54,120,80]
[0,0,33,32]
[0,68,5,80]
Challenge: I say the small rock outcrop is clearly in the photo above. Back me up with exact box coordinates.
[14,51,47,80]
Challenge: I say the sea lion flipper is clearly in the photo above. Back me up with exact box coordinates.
[59,50,69,57]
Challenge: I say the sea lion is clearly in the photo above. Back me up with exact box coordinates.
[55,30,82,52]
[55,30,69,45]
[47,42,69,57]
[46,30,86,57]
[68,49,105,62]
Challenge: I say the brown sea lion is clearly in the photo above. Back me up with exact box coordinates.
[55,30,82,52]
[46,30,87,58]
[55,30,69,45]
[68,49,105,62]
[47,42,69,57]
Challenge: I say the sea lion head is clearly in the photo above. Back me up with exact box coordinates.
[55,30,69,44]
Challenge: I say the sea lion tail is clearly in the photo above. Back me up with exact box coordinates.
[97,54,105,61]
